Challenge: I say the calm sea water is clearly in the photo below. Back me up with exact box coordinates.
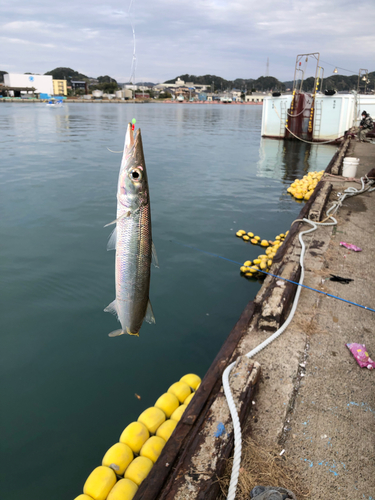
[0,102,336,499]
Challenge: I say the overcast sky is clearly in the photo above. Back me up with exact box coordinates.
[1,0,375,84]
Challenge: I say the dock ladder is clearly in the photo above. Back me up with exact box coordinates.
[280,100,287,138]
[313,100,322,140]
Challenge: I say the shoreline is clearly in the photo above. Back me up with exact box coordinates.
[0,98,263,105]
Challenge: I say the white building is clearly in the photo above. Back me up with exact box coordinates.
[245,92,268,103]
[153,78,204,92]
[4,73,53,95]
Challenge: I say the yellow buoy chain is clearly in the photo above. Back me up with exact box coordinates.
[235,230,289,280]
[75,374,201,500]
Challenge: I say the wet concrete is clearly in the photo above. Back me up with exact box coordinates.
[242,141,375,499]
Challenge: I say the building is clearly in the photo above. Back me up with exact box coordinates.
[245,92,267,102]
[231,89,242,101]
[52,79,67,96]
[153,78,207,92]
[71,80,88,93]
[4,73,53,95]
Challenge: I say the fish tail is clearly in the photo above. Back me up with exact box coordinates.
[107,328,139,337]
[108,329,125,337]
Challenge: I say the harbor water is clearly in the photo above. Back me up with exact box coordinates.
[0,102,336,499]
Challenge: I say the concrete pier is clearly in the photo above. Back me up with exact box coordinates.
[132,137,374,500]
[239,139,375,499]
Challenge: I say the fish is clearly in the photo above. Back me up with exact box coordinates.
[104,123,157,337]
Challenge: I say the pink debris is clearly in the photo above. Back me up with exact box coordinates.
[346,343,375,370]
[340,242,362,252]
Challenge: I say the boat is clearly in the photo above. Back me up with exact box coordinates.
[46,98,63,107]
[220,95,232,104]
[261,52,375,143]
[177,95,184,102]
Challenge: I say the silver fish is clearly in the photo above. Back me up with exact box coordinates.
[105,123,157,337]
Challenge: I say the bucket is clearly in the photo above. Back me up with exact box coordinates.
[343,157,359,177]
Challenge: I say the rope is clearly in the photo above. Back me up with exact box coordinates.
[224,177,375,500]
[285,126,345,145]
[173,240,375,313]
[273,105,344,145]
[286,106,310,118]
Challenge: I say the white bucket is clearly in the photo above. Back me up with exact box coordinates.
[343,157,359,177]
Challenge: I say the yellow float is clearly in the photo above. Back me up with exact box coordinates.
[119,422,149,454]
[184,392,194,406]
[138,407,166,434]
[83,466,117,500]
[167,381,191,403]
[170,404,187,422]
[287,171,323,201]
[180,373,201,390]
[154,393,180,418]
[107,479,138,500]
[102,442,133,475]
[156,419,178,442]
[124,456,153,486]
[140,436,166,463]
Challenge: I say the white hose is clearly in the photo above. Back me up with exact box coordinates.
[223,176,374,500]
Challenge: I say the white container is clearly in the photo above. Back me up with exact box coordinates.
[343,157,359,177]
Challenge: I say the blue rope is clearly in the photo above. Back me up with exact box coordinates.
[173,241,375,313]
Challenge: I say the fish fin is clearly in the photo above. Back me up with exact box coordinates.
[145,299,156,324]
[104,300,118,318]
[104,211,131,228]
[107,227,117,251]
[108,329,125,337]
[151,241,159,268]
[126,328,139,336]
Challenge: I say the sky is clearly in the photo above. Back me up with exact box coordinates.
[1,0,375,84]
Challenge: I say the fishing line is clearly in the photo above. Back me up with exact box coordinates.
[107,148,124,153]
[127,0,137,85]
[172,240,375,313]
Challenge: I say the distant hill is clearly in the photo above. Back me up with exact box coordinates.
[44,67,90,84]
[251,76,285,92]
[283,71,375,92]
[135,82,156,87]
[164,74,284,92]
[164,74,239,90]
[98,75,117,84]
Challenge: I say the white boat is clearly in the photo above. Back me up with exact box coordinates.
[46,98,63,107]
[177,95,184,102]
[220,95,232,103]
[261,53,375,143]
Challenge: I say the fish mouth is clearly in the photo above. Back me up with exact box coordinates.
[124,124,144,159]
[124,123,135,152]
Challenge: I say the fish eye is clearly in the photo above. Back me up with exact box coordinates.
[129,168,142,182]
